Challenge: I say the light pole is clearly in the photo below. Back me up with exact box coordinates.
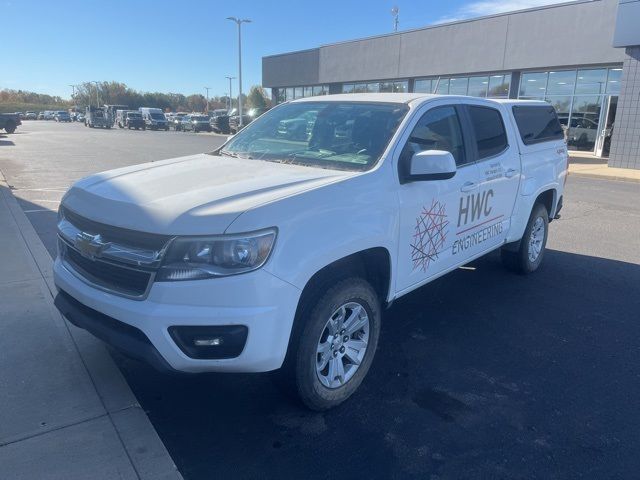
[227,17,251,127]
[225,76,236,111]
[90,81,100,108]
[68,84,76,99]
[204,87,211,113]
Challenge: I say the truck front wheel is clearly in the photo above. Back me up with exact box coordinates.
[4,121,16,134]
[280,277,381,410]
[501,203,549,274]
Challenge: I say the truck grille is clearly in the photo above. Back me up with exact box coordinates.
[61,242,153,297]
[58,207,169,299]
[61,206,171,250]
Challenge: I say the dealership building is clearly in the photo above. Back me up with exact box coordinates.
[262,0,640,169]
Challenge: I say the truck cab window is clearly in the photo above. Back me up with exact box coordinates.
[467,105,508,159]
[400,106,467,167]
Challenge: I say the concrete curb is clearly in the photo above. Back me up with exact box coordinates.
[568,170,640,184]
[0,170,182,480]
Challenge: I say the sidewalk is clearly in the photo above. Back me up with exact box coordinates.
[568,152,640,183]
[0,172,182,480]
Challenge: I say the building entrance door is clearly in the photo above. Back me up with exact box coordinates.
[595,95,618,157]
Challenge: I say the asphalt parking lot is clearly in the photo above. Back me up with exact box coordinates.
[2,121,640,479]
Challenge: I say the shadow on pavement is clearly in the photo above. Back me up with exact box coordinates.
[0,134,15,147]
[109,248,640,480]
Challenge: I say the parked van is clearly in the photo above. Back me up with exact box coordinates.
[139,107,168,131]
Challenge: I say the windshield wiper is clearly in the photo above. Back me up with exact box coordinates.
[219,150,238,158]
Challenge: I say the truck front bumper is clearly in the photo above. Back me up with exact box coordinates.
[53,258,301,373]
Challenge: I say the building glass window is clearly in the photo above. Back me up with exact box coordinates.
[393,81,408,93]
[449,77,468,95]
[545,96,572,127]
[606,68,622,94]
[304,86,313,97]
[414,79,434,93]
[520,72,548,97]
[575,69,607,95]
[488,74,510,97]
[368,82,380,93]
[343,84,355,93]
[567,96,601,151]
[435,78,449,94]
[294,87,303,99]
[517,66,621,153]
[468,76,489,97]
[285,88,294,101]
[546,70,576,95]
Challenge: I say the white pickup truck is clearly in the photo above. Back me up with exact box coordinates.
[54,93,567,410]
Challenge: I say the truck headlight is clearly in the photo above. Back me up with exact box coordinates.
[157,228,277,281]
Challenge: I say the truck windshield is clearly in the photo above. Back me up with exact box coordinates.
[127,113,141,118]
[150,113,165,120]
[219,101,408,171]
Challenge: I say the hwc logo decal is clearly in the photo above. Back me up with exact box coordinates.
[411,200,449,271]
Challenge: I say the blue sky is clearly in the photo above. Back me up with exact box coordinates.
[2,0,568,98]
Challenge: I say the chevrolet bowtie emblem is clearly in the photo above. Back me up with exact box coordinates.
[75,232,109,259]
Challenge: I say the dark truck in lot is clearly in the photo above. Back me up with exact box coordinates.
[0,113,21,133]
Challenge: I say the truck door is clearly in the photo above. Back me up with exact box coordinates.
[460,103,520,252]
[395,102,481,293]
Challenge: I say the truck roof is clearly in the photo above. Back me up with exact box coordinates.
[290,93,550,108]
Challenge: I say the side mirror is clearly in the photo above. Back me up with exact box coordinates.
[401,150,457,184]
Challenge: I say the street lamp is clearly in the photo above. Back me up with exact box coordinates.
[90,81,101,107]
[225,76,236,111]
[204,87,211,113]
[227,17,251,128]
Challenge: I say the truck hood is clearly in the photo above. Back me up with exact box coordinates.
[62,153,353,235]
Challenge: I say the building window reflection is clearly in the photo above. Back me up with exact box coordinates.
[518,66,622,152]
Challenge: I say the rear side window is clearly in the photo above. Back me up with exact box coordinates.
[512,105,564,145]
[467,106,508,159]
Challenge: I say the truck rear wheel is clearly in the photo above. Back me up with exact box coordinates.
[4,121,16,134]
[278,277,381,411]
[501,203,549,274]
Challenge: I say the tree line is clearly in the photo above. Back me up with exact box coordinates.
[0,81,271,113]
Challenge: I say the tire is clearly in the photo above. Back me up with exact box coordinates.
[501,203,549,274]
[277,277,381,411]
[4,122,16,134]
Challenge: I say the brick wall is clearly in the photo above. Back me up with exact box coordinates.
[609,46,640,169]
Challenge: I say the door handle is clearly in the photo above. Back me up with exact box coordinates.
[460,181,478,192]
[505,168,518,178]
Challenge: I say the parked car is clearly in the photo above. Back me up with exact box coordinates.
[23,111,37,120]
[168,112,188,131]
[209,109,230,134]
[124,111,145,130]
[181,114,211,133]
[139,107,168,130]
[43,111,56,120]
[277,110,318,141]
[0,113,21,133]
[228,107,269,133]
[76,113,85,123]
[55,111,72,122]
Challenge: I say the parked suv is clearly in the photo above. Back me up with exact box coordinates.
[182,114,211,133]
[54,94,567,410]
[55,111,72,122]
[116,110,145,130]
[209,109,230,134]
